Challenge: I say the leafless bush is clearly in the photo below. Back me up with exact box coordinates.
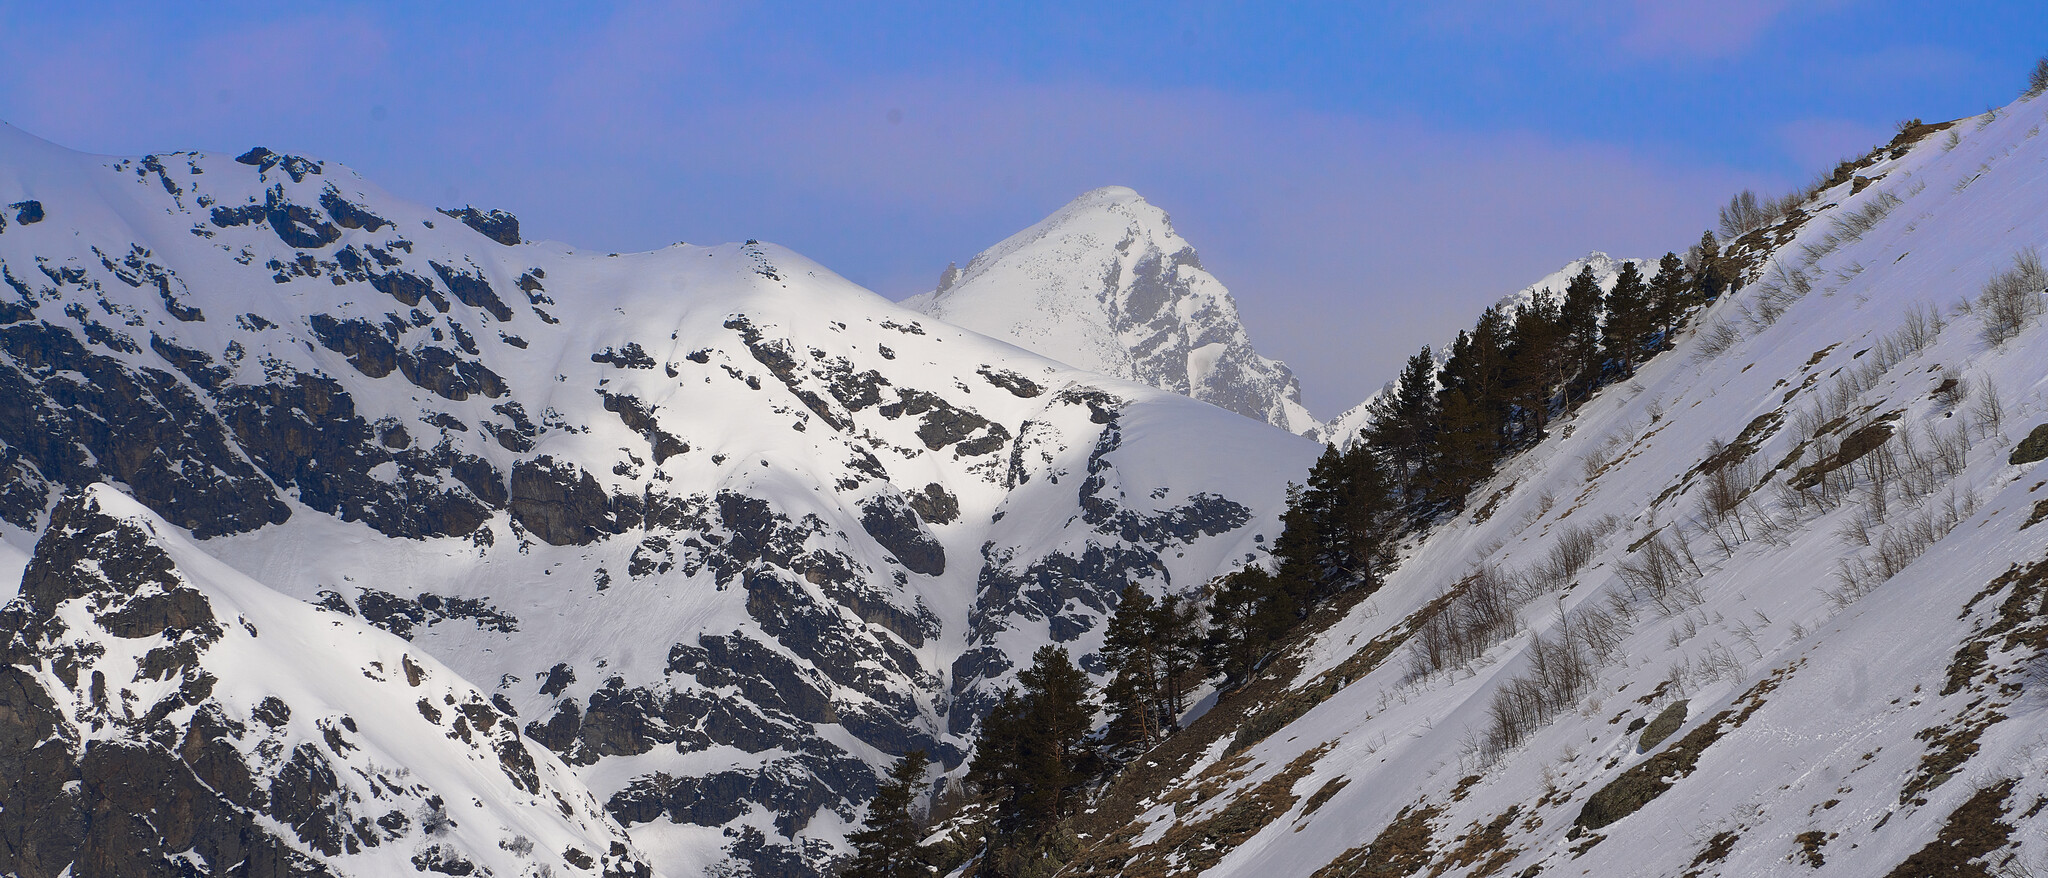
[1718,189,1796,240]
[1934,366,1968,410]
[2030,56,2048,98]
[1978,247,2047,346]
[1479,605,1620,761]
[1902,303,1945,351]
[1618,532,1704,617]
[1747,264,1811,327]
[1692,320,1743,361]
[1406,566,1526,680]
[1971,376,2005,438]
[1800,190,1904,263]
[1828,489,1978,606]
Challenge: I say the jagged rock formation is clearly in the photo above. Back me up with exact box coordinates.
[0,486,651,878]
[905,186,1320,434]
[0,123,1319,876]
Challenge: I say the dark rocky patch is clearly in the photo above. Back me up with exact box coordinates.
[348,588,519,640]
[307,314,399,378]
[429,261,514,322]
[592,343,656,369]
[438,207,522,246]
[262,185,341,249]
[859,495,946,576]
[217,370,494,539]
[977,366,1043,398]
[319,186,390,232]
[726,317,852,432]
[12,200,44,225]
[368,267,447,311]
[397,345,508,401]
[0,320,290,537]
[905,482,960,525]
[603,392,688,463]
[509,456,642,546]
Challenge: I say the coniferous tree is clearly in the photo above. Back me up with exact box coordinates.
[968,647,1097,829]
[1100,585,1163,747]
[1204,566,1283,686]
[841,750,932,878]
[1503,289,1566,439]
[1363,347,1440,506]
[1558,265,1606,399]
[1647,252,1689,347]
[1599,261,1653,374]
[1151,593,1204,723]
[1687,231,1729,304]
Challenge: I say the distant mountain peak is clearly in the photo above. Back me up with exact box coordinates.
[907,187,1319,434]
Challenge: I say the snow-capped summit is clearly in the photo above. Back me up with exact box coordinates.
[906,186,1320,434]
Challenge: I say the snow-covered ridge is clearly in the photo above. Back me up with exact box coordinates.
[907,186,1320,434]
[1059,96,2048,877]
[0,123,1320,876]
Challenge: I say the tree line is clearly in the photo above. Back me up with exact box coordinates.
[839,240,1737,877]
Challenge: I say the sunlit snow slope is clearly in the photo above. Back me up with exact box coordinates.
[0,124,1320,877]
[1061,101,2048,877]
[906,186,1319,434]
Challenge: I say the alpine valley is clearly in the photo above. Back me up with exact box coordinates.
[5,80,2048,878]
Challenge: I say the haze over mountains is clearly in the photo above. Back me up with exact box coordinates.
[5,75,2048,878]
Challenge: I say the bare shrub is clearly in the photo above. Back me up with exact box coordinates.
[1978,247,2048,346]
[1828,489,1979,606]
[1971,376,2005,438]
[1800,189,1905,264]
[1406,566,1526,680]
[1617,532,1704,617]
[1717,189,1791,240]
[1747,265,1811,327]
[1692,320,1743,361]
[1479,605,1617,761]
[2031,56,2048,98]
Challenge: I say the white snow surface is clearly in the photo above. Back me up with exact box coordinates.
[22,485,652,877]
[1089,98,2048,877]
[906,186,1320,434]
[0,122,1320,875]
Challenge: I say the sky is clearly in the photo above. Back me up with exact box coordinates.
[1,2,2041,418]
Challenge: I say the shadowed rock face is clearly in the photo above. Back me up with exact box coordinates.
[0,136,1314,877]
[0,490,653,878]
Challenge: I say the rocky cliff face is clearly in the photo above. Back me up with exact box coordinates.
[0,125,1319,876]
[905,186,1320,434]
[0,486,652,878]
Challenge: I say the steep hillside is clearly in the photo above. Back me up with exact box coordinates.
[1314,252,1648,447]
[0,486,653,878]
[1057,99,2048,876]
[0,124,1320,876]
[905,187,1319,434]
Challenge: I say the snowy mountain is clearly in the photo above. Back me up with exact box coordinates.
[1045,102,2048,876]
[1,486,653,878]
[904,187,1320,434]
[1313,251,1649,447]
[0,124,1320,877]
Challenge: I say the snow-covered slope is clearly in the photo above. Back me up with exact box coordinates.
[1059,100,2048,876]
[1314,252,1647,447]
[0,125,1321,876]
[0,485,653,878]
[905,187,1319,434]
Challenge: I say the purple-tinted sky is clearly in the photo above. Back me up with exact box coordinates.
[1,2,2040,417]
